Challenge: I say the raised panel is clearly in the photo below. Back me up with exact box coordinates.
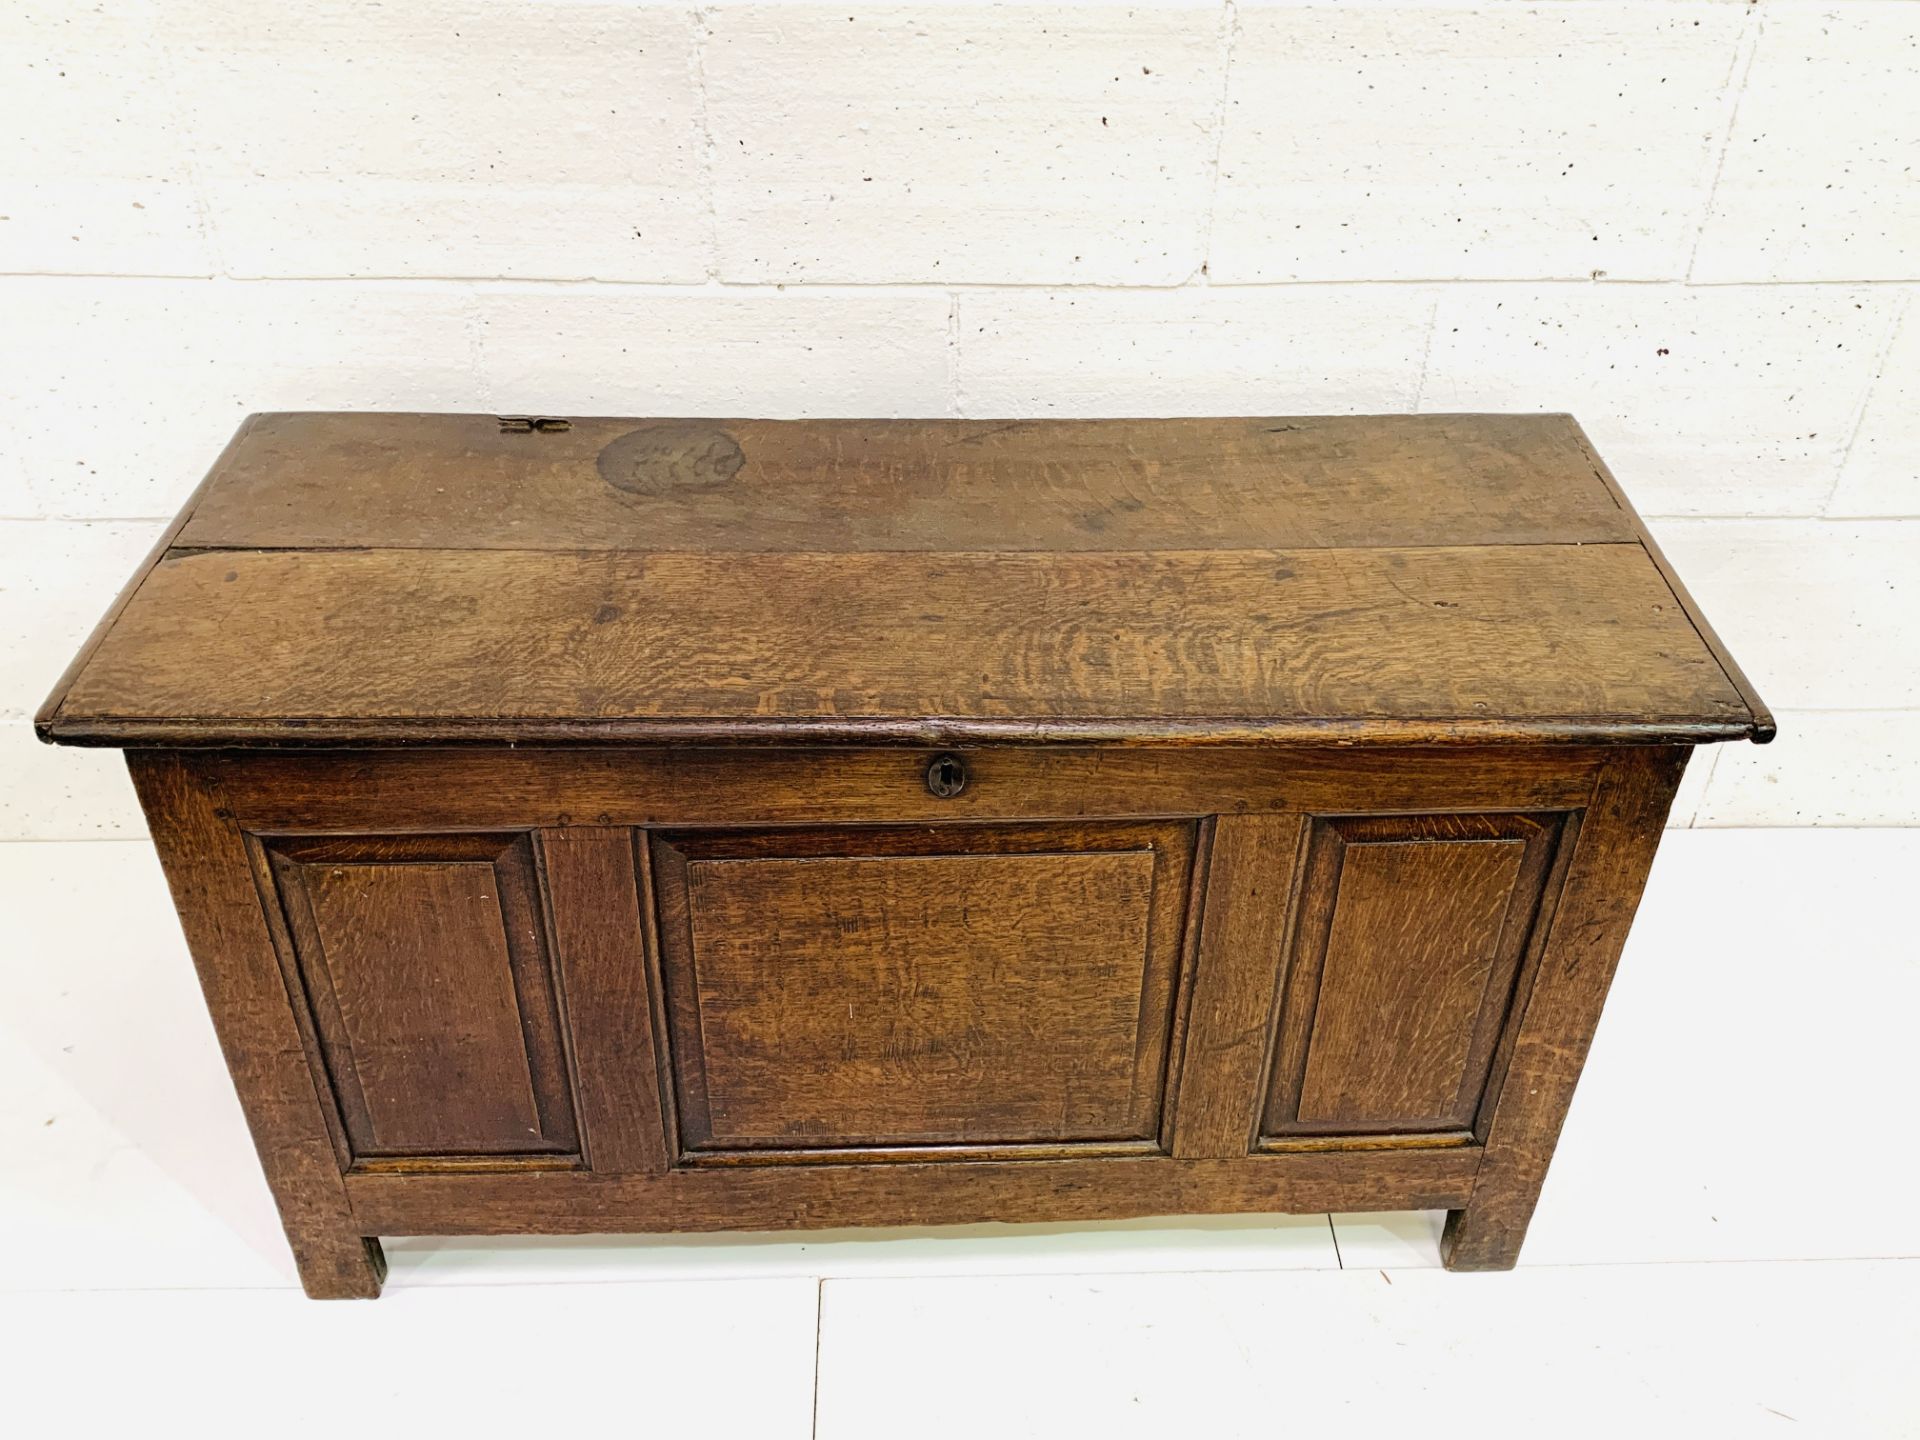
[259,833,579,1167]
[1296,839,1526,1125]
[1261,813,1570,1146]
[651,821,1197,1162]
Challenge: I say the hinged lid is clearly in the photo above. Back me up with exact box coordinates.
[37,413,1772,749]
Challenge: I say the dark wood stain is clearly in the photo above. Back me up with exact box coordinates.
[596,422,746,496]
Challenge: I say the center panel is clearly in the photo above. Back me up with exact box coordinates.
[648,821,1198,1164]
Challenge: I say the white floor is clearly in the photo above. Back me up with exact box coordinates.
[3,829,1916,1436]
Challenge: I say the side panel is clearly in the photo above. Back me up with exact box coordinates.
[257,833,579,1166]
[1260,813,1570,1146]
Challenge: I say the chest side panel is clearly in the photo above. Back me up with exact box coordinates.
[1260,813,1572,1147]
[257,833,580,1167]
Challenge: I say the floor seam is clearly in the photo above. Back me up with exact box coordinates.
[5,1251,1919,1300]
[810,1277,825,1440]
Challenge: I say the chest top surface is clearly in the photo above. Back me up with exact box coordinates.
[38,412,1770,748]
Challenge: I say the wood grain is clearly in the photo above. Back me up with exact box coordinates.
[1262,813,1566,1140]
[302,862,545,1150]
[47,414,1763,1290]
[34,415,260,738]
[128,751,386,1298]
[262,834,578,1161]
[652,822,1194,1157]
[49,543,1751,746]
[1440,747,1687,1270]
[343,1147,1484,1236]
[538,829,673,1175]
[1297,841,1524,1124]
[196,745,1611,833]
[1568,417,1776,744]
[171,412,1638,554]
[1170,814,1305,1159]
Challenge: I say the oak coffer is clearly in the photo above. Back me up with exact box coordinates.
[37,413,1771,1297]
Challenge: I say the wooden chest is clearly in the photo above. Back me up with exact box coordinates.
[38,413,1770,1297]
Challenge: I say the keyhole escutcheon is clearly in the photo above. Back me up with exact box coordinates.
[925,752,968,799]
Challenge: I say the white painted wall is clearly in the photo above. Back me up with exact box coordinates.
[3,1,1915,836]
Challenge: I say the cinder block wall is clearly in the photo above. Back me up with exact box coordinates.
[4,2,1915,835]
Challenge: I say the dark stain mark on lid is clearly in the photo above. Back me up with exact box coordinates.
[598,423,745,496]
